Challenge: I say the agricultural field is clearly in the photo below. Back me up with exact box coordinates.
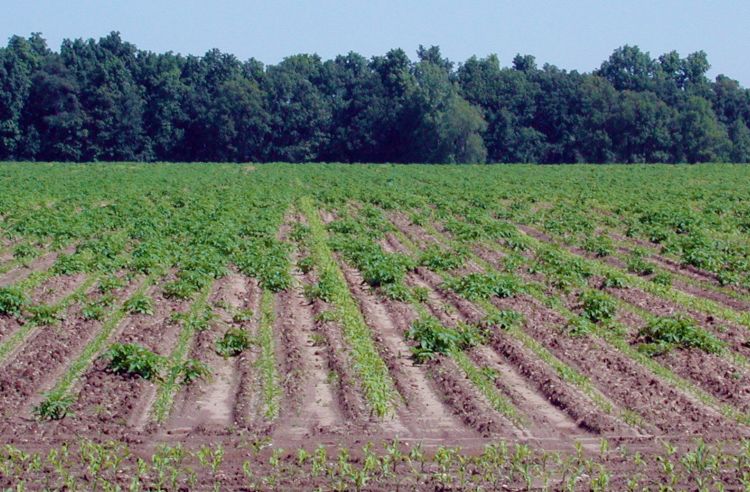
[1,162,750,489]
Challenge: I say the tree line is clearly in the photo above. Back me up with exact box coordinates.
[1,32,748,164]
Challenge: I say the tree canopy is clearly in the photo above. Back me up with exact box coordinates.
[0,33,748,163]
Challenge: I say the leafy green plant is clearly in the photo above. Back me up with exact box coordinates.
[652,272,672,287]
[407,316,481,363]
[564,316,595,337]
[28,304,63,326]
[583,235,614,257]
[303,274,337,302]
[98,276,125,294]
[103,343,164,380]
[601,271,627,289]
[419,245,465,271]
[171,359,210,385]
[216,328,251,357]
[0,286,27,317]
[81,302,106,321]
[290,223,310,242]
[314,309,337,323]
[33,393,75,421]
[411,286,430,303]
[444,272,522,301]
[381,281,411,301]
[124,293,154,315]
[12,243,36,261]
[481,310,524,330]
[232,308,254,323]
[627,249,655,275]
[579,290,617,323]
[163,280,195,300]
[297,256,314,274]
[53,254,87,275]
[637,316,723,355]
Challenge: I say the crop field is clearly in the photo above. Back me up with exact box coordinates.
[2,163,750,489]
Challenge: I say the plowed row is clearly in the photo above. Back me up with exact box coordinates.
[2,163,750,489]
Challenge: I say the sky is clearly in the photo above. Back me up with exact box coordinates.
[2,0,749,86]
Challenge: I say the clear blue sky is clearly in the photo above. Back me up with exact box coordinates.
[2,0,749,86]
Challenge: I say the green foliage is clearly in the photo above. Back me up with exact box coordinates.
[52,254,87,275]
[297,256,314,274]
[234,240,291,292]
[28,304,63,326]
[381,282,412,301]
[652,271,673,287]
[407,316,482,363]
[81,302,106,321]
[33,393,75,421]
[0,286,27,317]
[564,316,596,337]
[419,245,465,271]
[627,249,655,275]
[124,293,154,315]
[171,359,210,385]
[231,308,254,323]
[410,286,430,303]
[12,243,35,261]
[163,280,195,300]
[481,309,524,330]
[583,235,614,257]
[601,271,627,289]
[579,290,618,323]
[444,272,522,300]
[303,273,338,303]
[98,276,125,294]
[216,328,251,357]
[531,247,592,290]
[289,223,310,242]
[103,343,164,381]
[638,316,723,355]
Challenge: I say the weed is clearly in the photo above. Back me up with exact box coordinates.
[28,304,63,326]
[216,328,251,357]
[444,272,522,300]
[103,343,164,380]
[652,271,672,287]
[0,287,27,317]
[638,315,723,355]
[124,293,154,315]
[232,308,254,323]
[171,359,210,385]
[33,393,75,421]
[579,290,617,323]
[583,235,614,257]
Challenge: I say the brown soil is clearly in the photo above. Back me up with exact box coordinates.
[272,246,347,441]
[493,293,736,438]
[229,278,263,430]
[167,273,246,434]
[0,278,142,423]
[65,279,190,432]
[404,218,744,438]
[29,273,87,305]
[0,246,73,288]
[618,303,750,414]
[609,285,750,361]
[338,256,484,441]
